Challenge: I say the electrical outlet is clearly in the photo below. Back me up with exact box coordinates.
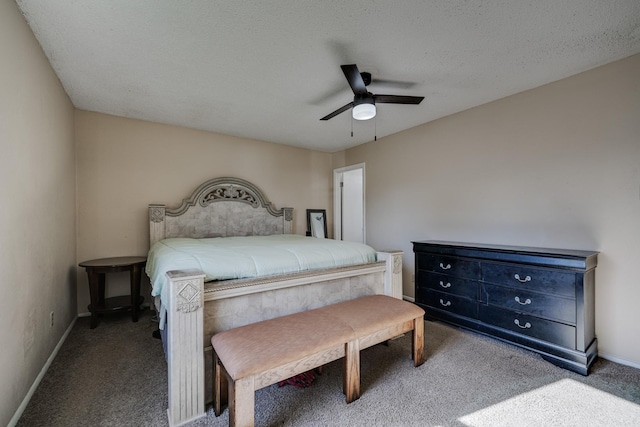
[50,311,54,328]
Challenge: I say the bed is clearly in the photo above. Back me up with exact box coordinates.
[146,177,403,426]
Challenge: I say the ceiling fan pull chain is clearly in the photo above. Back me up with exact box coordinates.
[374,115,377,141]
[351,115,353,137]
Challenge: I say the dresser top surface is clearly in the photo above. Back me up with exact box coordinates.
[413,240,598,270]
[413,240,597,257]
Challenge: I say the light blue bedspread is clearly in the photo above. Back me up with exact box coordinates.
[146,234,378,327]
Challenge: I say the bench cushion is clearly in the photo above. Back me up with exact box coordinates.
[211,295,425,382]
[319,295,425,337]
[212,308,355,380]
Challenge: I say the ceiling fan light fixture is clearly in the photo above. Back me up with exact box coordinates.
[352,102,376,120]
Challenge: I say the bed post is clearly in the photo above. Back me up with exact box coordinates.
[149,204,166,246]
[165,269,206,427]
[377,250,403,299]
[283,207,293,234]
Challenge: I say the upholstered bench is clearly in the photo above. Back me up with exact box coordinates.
[211,294,425,427]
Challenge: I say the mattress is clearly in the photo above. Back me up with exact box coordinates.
[146,234,378,328]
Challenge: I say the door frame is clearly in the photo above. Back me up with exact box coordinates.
[333,163,365,242]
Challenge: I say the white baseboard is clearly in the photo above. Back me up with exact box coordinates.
[598,352,640,370]
[403,295,415,302]
[8,317,77,427]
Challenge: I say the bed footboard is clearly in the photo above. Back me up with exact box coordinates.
[164,251,402,426]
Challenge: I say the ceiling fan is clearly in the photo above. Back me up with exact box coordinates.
[320,64,424,121]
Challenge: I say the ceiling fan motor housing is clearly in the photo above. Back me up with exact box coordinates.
[360,72,372,86]
[354,93,375,106]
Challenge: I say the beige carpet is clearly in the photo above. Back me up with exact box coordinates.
[17,309,640,426]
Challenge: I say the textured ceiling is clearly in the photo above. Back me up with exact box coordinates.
[16,1,640,152]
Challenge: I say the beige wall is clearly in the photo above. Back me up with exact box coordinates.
[74,111,334,312]
[1,1,76,425]
[337,54,640,366]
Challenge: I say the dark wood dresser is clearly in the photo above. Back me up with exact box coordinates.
[413,241,598,375]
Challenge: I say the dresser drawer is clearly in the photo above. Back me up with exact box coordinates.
[478,304,576,348]
[418,272,479,300]
[481,283,575,324]
[416,254,480,280]
[482,263,576,298]
[420,289,478,319]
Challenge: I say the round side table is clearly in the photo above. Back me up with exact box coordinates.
[79,256,147,329]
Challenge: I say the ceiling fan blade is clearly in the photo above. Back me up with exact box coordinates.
[373,94,424,104]
[320,102,354,120]
[341,64,368,96]
[370,78,417,90]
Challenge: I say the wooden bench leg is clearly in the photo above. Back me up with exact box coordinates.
[229,376,255,427]
[412,316,425,367]
[213,351,228,416]
[344,340,361,403]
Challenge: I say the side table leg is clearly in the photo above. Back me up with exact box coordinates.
[130,264,142,322]
[87,270,100,329]
[98,273,106,306]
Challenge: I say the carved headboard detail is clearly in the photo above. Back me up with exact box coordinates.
[149,177,293,246]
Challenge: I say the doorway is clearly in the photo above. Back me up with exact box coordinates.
[333,163,365,243]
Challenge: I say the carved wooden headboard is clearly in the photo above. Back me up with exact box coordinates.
[149,177,293,246]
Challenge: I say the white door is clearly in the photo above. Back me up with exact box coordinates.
[334,164,365,243]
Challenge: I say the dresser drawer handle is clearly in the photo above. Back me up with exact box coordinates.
[514,296,532,305]
[514,319,532,329]
[439,263,452,270]
[439,281,452,288]
[514,274,531,283]
[439,299,452,307]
